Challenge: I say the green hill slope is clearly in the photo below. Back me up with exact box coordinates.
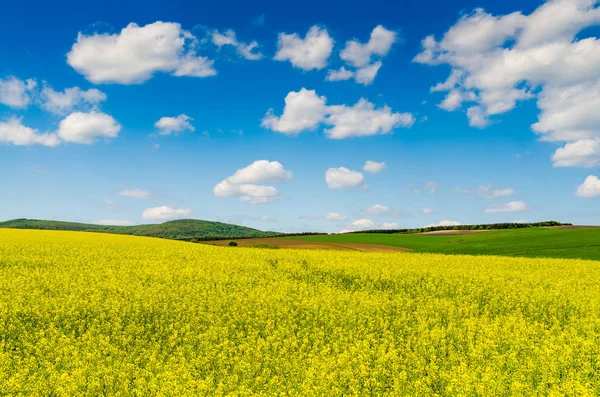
[291,227,600,260]
[0,218,277,240]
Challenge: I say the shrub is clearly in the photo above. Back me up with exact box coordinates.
[227,241,238,247]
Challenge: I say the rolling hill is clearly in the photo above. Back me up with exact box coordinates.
[0,218,278,240]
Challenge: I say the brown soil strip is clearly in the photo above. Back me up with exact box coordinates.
[202,238,410,253]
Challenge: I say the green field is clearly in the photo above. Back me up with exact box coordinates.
[291,227,600,260]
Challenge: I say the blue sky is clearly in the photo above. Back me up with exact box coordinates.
[1,0,599,233]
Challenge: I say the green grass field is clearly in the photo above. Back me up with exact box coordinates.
[291,227,600,260]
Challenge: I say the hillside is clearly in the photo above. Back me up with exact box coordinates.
[0,218,277,240]
[291,227,600,261]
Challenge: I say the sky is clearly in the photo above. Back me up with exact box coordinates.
[1,0,600,233]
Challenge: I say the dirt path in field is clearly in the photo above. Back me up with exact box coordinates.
[203,238,410,253]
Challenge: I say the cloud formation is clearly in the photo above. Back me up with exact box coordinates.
[415,0,600,167]
[214,160,292,204]
[325,167,365,189]
[262,88,414,139]
[155,114,195,135]
[212,29,263,60]
[327,25,397,85]
[274,26,334,71]
[67,22,216,84]
[142,206,192,220]
[363,160,387,174]
[575,175,600,198]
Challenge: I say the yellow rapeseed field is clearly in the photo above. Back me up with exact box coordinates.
[1,229,599,396]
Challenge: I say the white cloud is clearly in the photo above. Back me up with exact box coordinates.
[57,111,121,144]
[262,88,414,138]
[477,185,516,199]
[483,200,531,213]
[341,25,397,68]
[67,22,216,84]
[118,188,152,199]
[95,220,134,226]
[259,216,278,222]
[325,67,354,82]
[225,160,292,184]
[325,212,348,221]
[575,175,600,198]
[261,88,327,134]
[381,222,399,229]
[415,1,600,167]
[552,139,600,168]
[421,208,433,215]
[155,114,195,135]
[326,26,396,85]
[325,99,414,139]
[0,76,36,108]
[364,204,390,216]
[350,219,376,229]
[213,160,291,204]
[325,167,365,189]
[363,160,386,174]
[40,85,106,115]
[274,26,334,70]
[0,117,60,147]
[426,220,461,227]
[467,106,489,128]
[142,206,192,220]
[212,29,263,60]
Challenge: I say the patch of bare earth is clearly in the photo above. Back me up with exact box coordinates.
[202,238,410,253]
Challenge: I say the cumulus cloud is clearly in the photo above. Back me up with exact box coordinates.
[212,29,263,60]
[326,25,396,85]
[363,160,386,174]
[552,138,600,168]
[274,26,333,71]
[0,117,60,147]
[118,188,152,199]
[363,204,390,216]
[575,175,600,198]
[415,0,600,167]
[325,99,414,139]
[40,85,107,115]
[262,88,414,138]
[483,200,531,213]
[0,76,36,108]
[95,220,134,226]
[408,181,440,194]
[421,208,433,215]
[213,160,291,204]
[67,22,216,84]
[426,220,461,227]
[261,89,327,135]
[325,167,365,189]
[57,111,121,144]
[155,114,195,135]
[142,206,192,220]
[325,212,348,221]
